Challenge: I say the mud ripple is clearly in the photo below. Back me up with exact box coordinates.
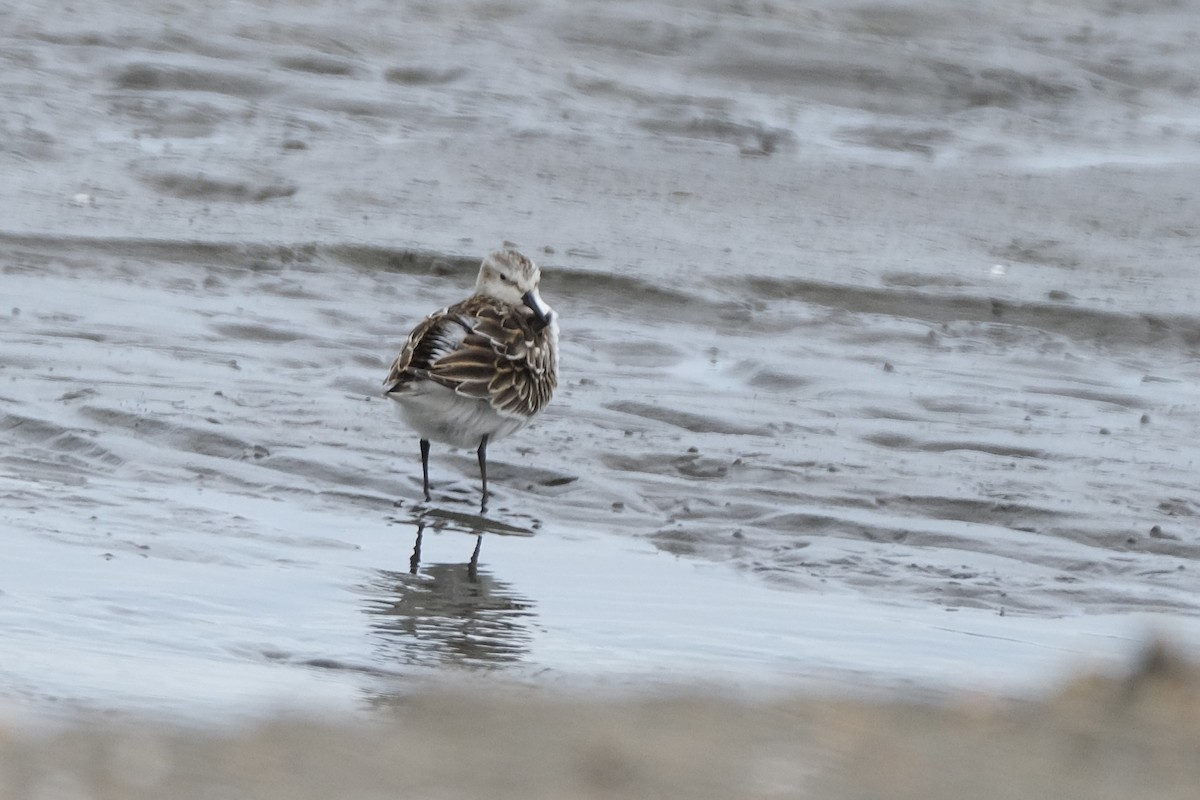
[740,276,1200,351]
[1,412,124,468]
[137,171,297,203]
[604,402,770,436]
[276,54,359,76]
[113,63,276,97]
[383,66,467,85]
[862,433,1047,460]
[79,406,256,461]
[210,322,308,343]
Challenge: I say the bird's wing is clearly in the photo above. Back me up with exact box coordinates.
[384,297,556,418]
[383,304,468,390]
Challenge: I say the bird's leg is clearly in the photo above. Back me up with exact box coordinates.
[477,434,489,511]
[419,438,431,502]
[468,534,482,581]
[409,521,425,574]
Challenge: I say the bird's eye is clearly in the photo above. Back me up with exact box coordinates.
[499,273,509,282]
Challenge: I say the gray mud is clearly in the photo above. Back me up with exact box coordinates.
[2,644,1200,800]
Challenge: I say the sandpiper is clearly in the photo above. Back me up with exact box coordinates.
[384,250,558,508]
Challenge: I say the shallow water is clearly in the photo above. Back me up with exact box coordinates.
[2,0,1200,720]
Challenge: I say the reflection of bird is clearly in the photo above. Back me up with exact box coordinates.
[365,523,536,669]
[405,522,482,577]
[384,250,559,509]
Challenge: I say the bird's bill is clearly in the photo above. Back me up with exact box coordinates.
[522,290,553,331]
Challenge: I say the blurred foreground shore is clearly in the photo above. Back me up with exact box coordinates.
[3,642,1197,800]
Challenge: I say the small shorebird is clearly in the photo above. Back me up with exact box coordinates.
[383,250,558,508]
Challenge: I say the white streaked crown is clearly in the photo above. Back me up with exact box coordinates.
[476,250,543,308]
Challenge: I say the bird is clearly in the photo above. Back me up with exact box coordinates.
[383,249,558,509]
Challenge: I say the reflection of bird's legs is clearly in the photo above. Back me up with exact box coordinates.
[409,522,425,574]
[468,534,482,582]
[477,434,489,511]
[419,438,432,502]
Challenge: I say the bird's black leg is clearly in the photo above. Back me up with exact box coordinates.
[468,534,482,581]
[477,434,489,511]
[419,438,431,502]
[409,521,425,574]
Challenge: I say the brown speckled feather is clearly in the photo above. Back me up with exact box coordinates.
[384,295,557,419]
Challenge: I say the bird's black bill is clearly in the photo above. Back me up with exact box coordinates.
[522,290,552,332]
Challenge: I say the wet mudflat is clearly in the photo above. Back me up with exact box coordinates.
[2,0,1200,735]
